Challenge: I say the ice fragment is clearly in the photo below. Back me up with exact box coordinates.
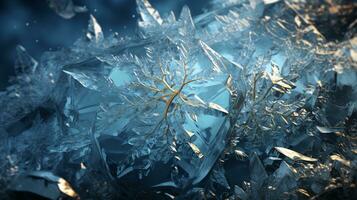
[15,45,38,74]
[275,147,318,162]
[136,0,163,30]
[86,15,104,43]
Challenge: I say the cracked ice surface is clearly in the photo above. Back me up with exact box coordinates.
[1,0,357,199]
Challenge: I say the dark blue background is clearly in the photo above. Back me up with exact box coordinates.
[0,0,208,90]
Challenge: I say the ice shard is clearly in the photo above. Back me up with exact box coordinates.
[14,45,38,74]
[178,6,195,37]
[86,15,104,43]
[136,0,163,34]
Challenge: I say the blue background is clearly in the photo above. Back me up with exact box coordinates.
[0,0,209,90]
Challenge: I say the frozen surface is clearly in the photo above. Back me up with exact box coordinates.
[0,0,356,199]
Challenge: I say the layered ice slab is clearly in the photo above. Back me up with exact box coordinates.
[61,0,246,191]
[66,30,244,190]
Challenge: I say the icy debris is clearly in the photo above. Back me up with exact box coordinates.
[1,0,357,199]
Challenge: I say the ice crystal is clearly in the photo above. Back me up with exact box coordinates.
[0,0,356,199]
